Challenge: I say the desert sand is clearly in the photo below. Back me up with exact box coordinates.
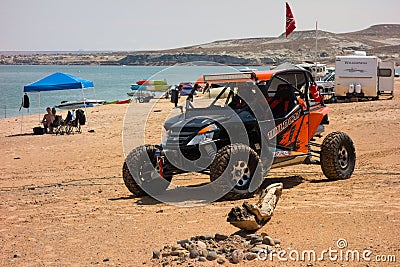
[1,80,399,266]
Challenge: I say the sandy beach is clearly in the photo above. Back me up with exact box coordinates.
[1,80,400,266]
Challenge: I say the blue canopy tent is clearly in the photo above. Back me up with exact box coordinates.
[22,72,97,132]
[24,72,94,92]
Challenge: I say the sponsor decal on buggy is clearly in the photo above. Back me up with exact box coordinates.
[268,109,301,140]
[274,150,291,157]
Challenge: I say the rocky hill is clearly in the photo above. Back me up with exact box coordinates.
[1,24,399,66]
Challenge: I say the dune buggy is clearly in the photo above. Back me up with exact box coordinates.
[123,68,356,200]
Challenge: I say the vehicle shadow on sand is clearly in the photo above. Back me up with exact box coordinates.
[110,175,306,205]
[260,175,304,190]
[6,133,35,137]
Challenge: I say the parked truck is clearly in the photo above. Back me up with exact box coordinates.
[316,71,335,102]
[335,53,394,100]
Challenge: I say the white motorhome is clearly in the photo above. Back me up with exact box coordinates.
[335,54,394,100]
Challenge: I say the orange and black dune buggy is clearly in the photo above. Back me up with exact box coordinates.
[123,68,356,200]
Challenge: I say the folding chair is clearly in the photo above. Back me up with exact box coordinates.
[65,109,84,134]
[55,111,72,135]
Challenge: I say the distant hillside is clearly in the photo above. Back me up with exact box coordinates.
[120,24,400,65]
[1,24,399,66]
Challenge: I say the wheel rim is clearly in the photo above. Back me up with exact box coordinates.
[338,146,349,169]
[231,160,251,188]
[138,162,158,183]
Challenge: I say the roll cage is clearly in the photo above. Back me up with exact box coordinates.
[198,69,318,116]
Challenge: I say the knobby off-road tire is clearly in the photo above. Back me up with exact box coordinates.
[320,132,356,180]
[210,143,262,200]
[122,145,171,197]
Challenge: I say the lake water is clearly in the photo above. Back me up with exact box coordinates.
[0,65,398,118]
[0,64,270,118]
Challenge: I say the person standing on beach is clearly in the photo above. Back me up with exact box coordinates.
[51,107,57,117]
[42,107,55,134]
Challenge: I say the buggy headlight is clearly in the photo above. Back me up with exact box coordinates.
[187,124,218,146]
[161,129,171,147]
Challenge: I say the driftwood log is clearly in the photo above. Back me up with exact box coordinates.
[227,183,283,231]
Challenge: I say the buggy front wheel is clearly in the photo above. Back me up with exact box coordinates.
[210,143,262,200]
[123,145,171,197]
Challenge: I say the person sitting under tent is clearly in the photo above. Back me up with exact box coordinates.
[41,107,55,134]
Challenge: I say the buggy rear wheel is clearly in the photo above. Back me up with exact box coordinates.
[123,145,171,197]
[210,143,262,200]
[320,132,356,180]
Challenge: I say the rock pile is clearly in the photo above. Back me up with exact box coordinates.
[152,232,281,265]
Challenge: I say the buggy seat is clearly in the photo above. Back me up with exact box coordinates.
[269,84,298,118]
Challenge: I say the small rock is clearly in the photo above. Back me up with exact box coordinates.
[217,257,225,264]
[172,244,182,251]
[13,253,22,258]
[262,236,275,246]
[245,252,258,261]
[177,239,190,245]
[198,256,207,262]
[266,245,275,254]
[245,234,257,241]
[231,249,243,264]
[152,250,161,259]
[161,260,170,266]
[214,233,229,241]
[220,248,230,254]
[180,243,190,249]
[199,249,208,258]
[189,249,199,259]
[250,236,263,245]
[273,238,281,245]
[260,232,269,238]
[249,247,262,254]
[206,250,218,261]
[196,241,207,249]
[205,234,213,240]
[162,252,171,257]
[103,258,109,262]
[249,244,268,253]
[170,250,187,257]
[232,234,242,240]
[199,234,213,240]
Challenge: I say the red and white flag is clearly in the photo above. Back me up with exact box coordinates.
[286,2,296,37]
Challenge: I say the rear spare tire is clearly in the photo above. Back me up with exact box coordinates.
[320,132,355,180]
[210,143,262,200]
[122,145,170,197]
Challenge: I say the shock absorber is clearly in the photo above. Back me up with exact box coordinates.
[203,143,216,158]
[155,150,165,178]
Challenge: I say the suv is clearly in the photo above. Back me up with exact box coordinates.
[123,69,356,200]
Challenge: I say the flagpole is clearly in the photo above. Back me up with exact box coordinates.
[315,20,318,61]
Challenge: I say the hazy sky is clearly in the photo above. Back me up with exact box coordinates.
[1,0,399,51]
